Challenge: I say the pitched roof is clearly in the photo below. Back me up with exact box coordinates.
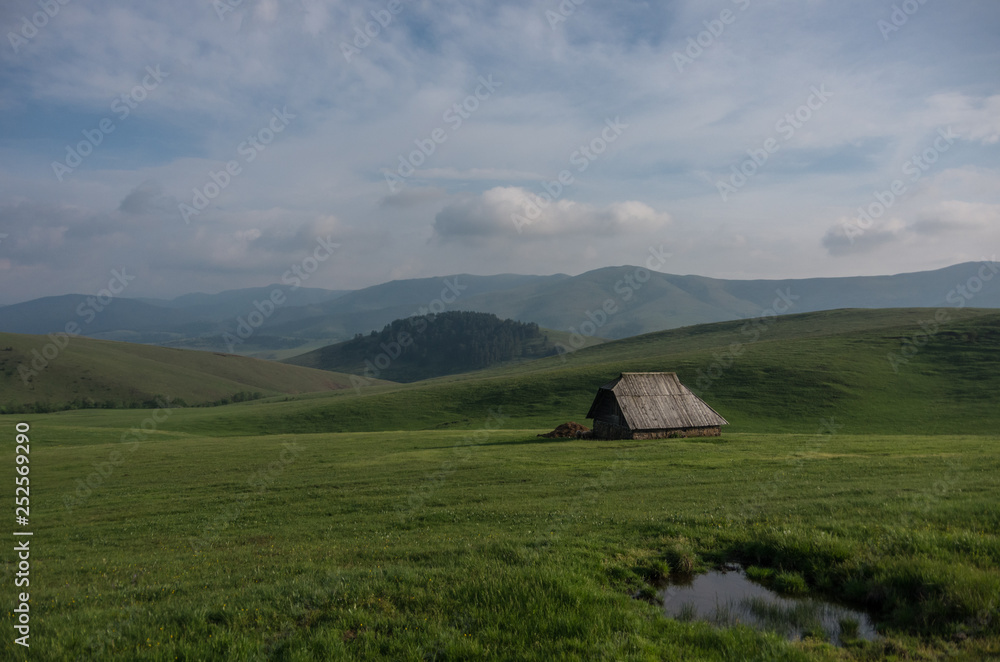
[586,372,728,430]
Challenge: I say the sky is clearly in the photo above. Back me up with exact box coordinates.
[1,0,998,304]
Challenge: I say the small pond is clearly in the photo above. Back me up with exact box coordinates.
[661,565,878,646]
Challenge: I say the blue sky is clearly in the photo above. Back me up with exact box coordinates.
[1,0,998,303]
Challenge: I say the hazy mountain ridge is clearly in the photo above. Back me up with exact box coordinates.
[1,262,997,353]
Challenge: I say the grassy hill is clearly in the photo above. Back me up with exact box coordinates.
[0,331,390,412]
[23,307,1000,438]
[5,307,1000,660]
[284,311,605,382]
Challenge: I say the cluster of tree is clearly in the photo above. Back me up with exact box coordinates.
[0,395,178,415]
[193,391,264,407]
[0,391,264,414]
[327,311,552,382]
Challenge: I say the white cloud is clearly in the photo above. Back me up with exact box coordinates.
[926,94,1000,145]
[822,197,1000,257]
[433,187,671,241]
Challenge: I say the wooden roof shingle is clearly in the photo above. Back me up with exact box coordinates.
[586,372,728,430]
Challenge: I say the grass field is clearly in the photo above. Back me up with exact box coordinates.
[5,425,998,660]
[3,308,999,660]
[0,332,388,411]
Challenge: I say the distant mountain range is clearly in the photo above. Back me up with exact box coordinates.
[1,262,997,356]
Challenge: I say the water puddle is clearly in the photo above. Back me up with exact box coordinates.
[661,565,878,646]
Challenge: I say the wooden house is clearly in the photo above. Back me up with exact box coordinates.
[586,372,728,440]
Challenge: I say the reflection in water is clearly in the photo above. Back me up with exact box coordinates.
[661,566,878,646]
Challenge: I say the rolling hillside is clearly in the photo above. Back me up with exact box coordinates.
[11,308,1000,661]
[0,331,390,412]
[23,308,1000,439]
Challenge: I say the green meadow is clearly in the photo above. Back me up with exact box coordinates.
[3,308,999,660]
[0,331,377,412]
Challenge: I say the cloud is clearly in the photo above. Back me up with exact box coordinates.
[412,167,542,181]
[911,200,1000,234]
[2,0,1000,299]
[238,214,343,256]
[821,217,905,256]
[380,187,448,208]
[926,94,1000,145]
[821,196,1000,256]
[910,219,970,236]
[118,180,177,215]
[0,200,91,264]
[0,192,353,294]
[433,186,672,241]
